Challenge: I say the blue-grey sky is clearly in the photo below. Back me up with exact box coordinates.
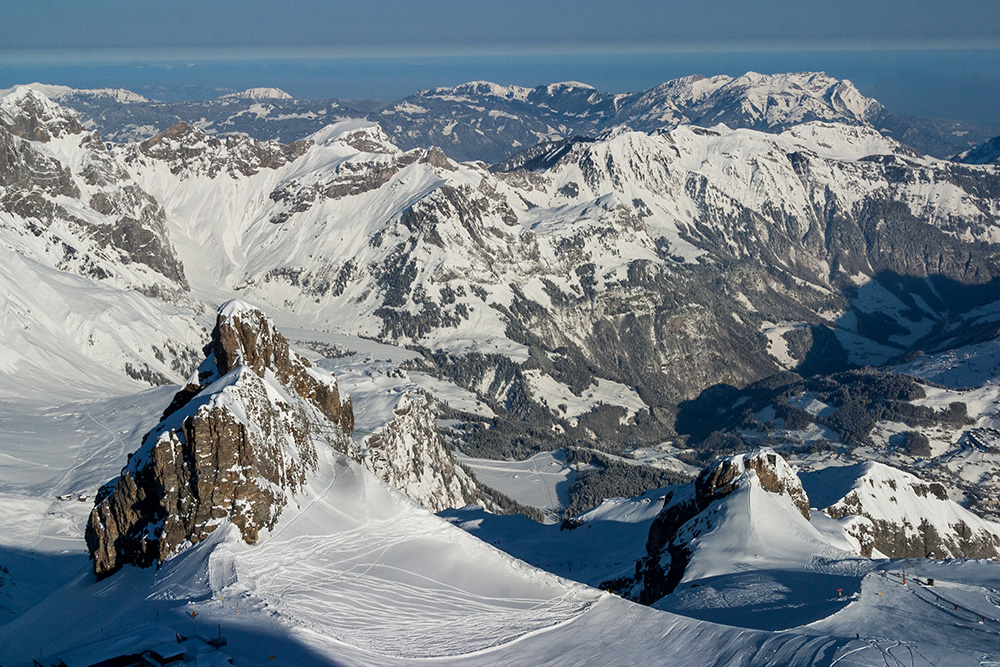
[1,1,998,126]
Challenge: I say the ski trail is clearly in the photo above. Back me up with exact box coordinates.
[531,452,556,512]
[0,451,47,466]
[46,409,119,497]
[228,507,598,659]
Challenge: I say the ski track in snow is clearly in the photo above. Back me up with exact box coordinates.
[228,520,596,658]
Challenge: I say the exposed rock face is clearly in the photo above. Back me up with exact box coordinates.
[695,450,810,520]
[802,462,1000,559]
[86,300,354,577]
[631,449,810,603]
[208,305,353,432]
[622,454,1000,606]
[0,87,188,291]
[0,86,85,142]
[364,392,478,512]
[132,122,311,178]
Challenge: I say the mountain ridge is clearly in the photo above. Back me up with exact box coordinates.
[29,72,997,161]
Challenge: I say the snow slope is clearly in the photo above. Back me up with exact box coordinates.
[4,433,1000,666]
[802,461,1000,558]
[441,487,668,587]
[456,449,576,517]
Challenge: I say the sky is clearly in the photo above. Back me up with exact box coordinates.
[1,1,998,126]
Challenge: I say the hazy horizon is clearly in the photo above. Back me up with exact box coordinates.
[3,1,998,129]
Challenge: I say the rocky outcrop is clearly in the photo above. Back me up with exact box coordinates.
[86,300,354,577]
[0,87,188,291]
[622,454,1000,606]
[0,86,85,142]
[364,392,478,512]
[133,122,311,178]
[630,449,810,603]
[695,450,810,520]
[802,462,1000,559]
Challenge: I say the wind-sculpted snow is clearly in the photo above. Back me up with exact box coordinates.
[218,469,599,659]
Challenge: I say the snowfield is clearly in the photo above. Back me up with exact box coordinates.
[2,397,1000,665]
[456,449,577,517]
[1,437,997,666]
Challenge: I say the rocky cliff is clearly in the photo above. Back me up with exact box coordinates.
[363,392,479,512]
[0,86,187,290]
[86,300,354,577]
[630,449,812,603]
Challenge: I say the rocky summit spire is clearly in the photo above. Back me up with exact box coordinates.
[86,300,354,577]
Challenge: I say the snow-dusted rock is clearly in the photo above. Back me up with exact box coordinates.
[128,121,311,178]
[629,448,828,603]
[86,301,354,576]
[0,87,187,288]
[220,87,293,101]
[364,392,478,511]
[802,461,1000,559]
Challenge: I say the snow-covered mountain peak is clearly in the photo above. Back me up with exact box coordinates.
[217,296,260,321]
[220,87,293,100]
[627,448,852,602]
[618,70,884,137]
[0,82,149,104]
[718,71,881,127]
[309,119,400,153]
[129,120,312,178]
[0,85,85,141]
[778,121,911,160]
[427,80,533,101]
[642,73,732,104]
[544,81,597,92]
[954,135,1000,164]
[207,301,348,427]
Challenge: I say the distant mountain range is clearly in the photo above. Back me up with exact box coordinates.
[9,72,996,163]
[3,76,999,513]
